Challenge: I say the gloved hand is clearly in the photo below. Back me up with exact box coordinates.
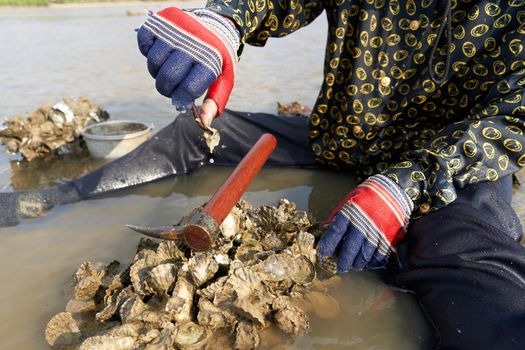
[137,7,240,127]
[318,174,414,273]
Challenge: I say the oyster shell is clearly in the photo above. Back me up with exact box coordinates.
[74,261,104,300]
[197,298,234,329]
[130,256,158,296]
[47,199,340,349]
[149,263,177,295]
[156,240,187,263]
[203,126,220,153]
[66,298,97,314]
[220,211,239,238]
[256,253,315,286]
[79,335,135,350]
[165,276,194,323]
[173,322,208,349]
[119,296,146,324]
[105,323,144,340]
[96,286,135,322]
[143,327,174,350]
[45,312,82,347]
[234,321,260,350]
[186,252,218,287]
[0,97,109,161]
[289,231,316,262]
[273,298,310,337]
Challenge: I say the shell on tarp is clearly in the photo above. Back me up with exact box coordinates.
[45,312,82,347]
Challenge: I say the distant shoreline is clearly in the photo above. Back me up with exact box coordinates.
[0,0,180,7]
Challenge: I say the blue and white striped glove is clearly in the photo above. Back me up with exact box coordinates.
[137,7,240,123]
[318,175,414,273]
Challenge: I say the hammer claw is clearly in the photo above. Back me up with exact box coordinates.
[126,224,182,240]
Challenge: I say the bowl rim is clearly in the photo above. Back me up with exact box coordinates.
[81,120,153,141]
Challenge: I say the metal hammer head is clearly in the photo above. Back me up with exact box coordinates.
[127,212,220,251]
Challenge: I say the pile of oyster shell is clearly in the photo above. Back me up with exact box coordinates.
[45,199,340,349]
[0,97,109,161]
[276,102,312,118]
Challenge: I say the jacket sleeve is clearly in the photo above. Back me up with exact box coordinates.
[205,0,325,47]
[382,87,525,218]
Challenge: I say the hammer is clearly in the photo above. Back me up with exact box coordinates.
[127,133,278,251]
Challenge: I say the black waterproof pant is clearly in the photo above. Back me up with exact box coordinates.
[2,110,525,348]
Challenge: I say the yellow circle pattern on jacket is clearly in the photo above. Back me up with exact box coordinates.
[207,0,525,218]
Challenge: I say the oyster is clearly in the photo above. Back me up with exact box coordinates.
[165,276,194,323]
[273,297,310,337]
[220,211,239,238]
[277,101,312,117]
[156,240,187,263]
[203,126,220,153]
[79,335,135,350]
[143,327,174,350]
[105,323,144,340]
[0,97,109,161]
[130,256,158,296]
[197,298,234,329]
[256,253,315,285]
[45,312,82,347]
[173,322,208,349]
[74,261,104,300]
[149,263,177,294]
[186,252,218,287]
[47,199,341,349]
[119,296,146,324]
[234,321,260,350]
[66,298,97,314]
[289,231,317,262]
[96,286,135,322]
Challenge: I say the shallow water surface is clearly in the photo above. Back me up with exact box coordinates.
[4,2,519,349]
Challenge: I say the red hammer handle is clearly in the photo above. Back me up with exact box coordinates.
[202,133,277,224]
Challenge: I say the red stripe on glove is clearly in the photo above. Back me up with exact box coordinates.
[157,7,235,115]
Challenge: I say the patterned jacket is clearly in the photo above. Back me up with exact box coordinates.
[206,0,525,218]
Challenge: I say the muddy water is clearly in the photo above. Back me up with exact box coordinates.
[5,2,522,349]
